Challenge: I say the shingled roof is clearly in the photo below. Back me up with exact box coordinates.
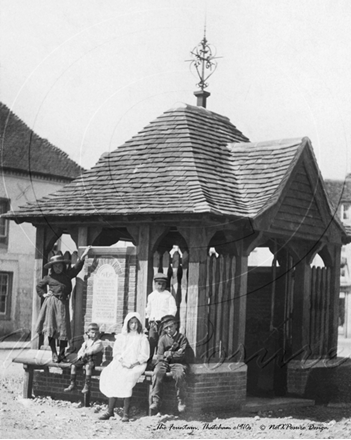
[0,102,84,180]
[4,104,317,222]
[324,175,351,209]
[324,175,351,237]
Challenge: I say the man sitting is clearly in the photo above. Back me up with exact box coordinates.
[149,315,188,414]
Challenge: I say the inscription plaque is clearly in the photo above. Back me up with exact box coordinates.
[92,263,118,324]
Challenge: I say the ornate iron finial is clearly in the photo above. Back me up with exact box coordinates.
[186,28,221,91]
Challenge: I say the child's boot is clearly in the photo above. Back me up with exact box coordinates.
[64,374,76,392]
[81,376,91,394]
[49,337,59,363]
[122,397,131,422]
[99,398,115,420]
[58,341,68,363]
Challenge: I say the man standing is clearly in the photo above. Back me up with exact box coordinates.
[150,315,188,414]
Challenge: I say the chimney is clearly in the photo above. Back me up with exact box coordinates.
[194,90,211,108]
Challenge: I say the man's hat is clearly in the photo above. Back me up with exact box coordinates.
[154,273,168,282]
[44,251,71,269]
[87,322,100,332]
[160,314,177,329]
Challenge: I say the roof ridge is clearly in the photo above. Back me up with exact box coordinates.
[183,106,249,214]
[181,111,214,212]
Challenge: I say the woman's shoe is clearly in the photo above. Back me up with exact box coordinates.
[52,353,59,363]
[121,414,129,422]
[98,412,113,420]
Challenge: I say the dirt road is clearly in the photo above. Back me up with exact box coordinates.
[1,349,351,439]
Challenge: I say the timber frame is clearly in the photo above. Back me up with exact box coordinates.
[5,105,350,403]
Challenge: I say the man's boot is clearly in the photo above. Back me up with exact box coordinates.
[122,397,131,422]
[81,376,91,394]
[64,375,76,392]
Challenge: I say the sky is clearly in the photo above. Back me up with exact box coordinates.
[0,0,350,180]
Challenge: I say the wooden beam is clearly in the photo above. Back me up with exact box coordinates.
[72,226,88,349]
[328,244,341,356]
[178,227,212,360]
[291,260,311,358]
[179,251,188,335]
[136,225,150,324]
[31,226,45,349]
[232,251,248,362]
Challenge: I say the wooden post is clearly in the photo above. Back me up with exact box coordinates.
[136,225,150,324]
[186,249,203,358]
[208,255,217,358]
[345,290,351,338]
[179,228,210,361]
[319,267,330,356]
[31,226,45,349]
[153,250,161,277]
[228,255,236,356]
[171,251,180,302]
[328,244,341,356]
[233,252,248,362]
[215,255,225,356]
[310,267,316,352]
[73,226,88,349]
[179,250,188,335]
[23,365,34,398]
[292,259,311,358]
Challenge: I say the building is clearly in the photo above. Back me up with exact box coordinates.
[5,93,349,409]
[325,174,351,337]
[0,102,83,338]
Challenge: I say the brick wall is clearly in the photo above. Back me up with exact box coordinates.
[186,367,247,412]
[287,359,351,404]
[33,362,247,414]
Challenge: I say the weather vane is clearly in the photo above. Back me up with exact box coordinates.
[186,28,222,91]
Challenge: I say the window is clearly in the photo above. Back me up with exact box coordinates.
[0,272,12,318]
[0,198,10,246]
[342,204,351,221]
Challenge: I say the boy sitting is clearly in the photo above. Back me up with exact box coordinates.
[64,322,103,394]
[150,315,189,414]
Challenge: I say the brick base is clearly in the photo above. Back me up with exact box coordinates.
[33,362,247,413]
[287,358,351,404]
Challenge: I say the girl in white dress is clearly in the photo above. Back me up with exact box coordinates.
[99,312,150,421]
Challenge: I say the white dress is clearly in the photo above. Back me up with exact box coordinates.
[99,331,150,398]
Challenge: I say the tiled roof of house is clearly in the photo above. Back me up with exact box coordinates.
[0,102,84,180]
[324,175,351,210]
[5,104,308,220]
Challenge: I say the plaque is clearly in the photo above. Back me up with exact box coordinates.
[92,263,118,324]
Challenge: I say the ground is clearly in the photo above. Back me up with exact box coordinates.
[1,348,351,439]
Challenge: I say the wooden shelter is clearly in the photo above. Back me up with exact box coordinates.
[5,102,350,409]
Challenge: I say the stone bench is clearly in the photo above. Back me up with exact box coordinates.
[12,349,173,415]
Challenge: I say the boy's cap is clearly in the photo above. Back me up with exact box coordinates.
[154,273,168,282]
[160,314,177,328]
[87,323,100,332]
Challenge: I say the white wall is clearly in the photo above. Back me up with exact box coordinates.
[0,172,71,336]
